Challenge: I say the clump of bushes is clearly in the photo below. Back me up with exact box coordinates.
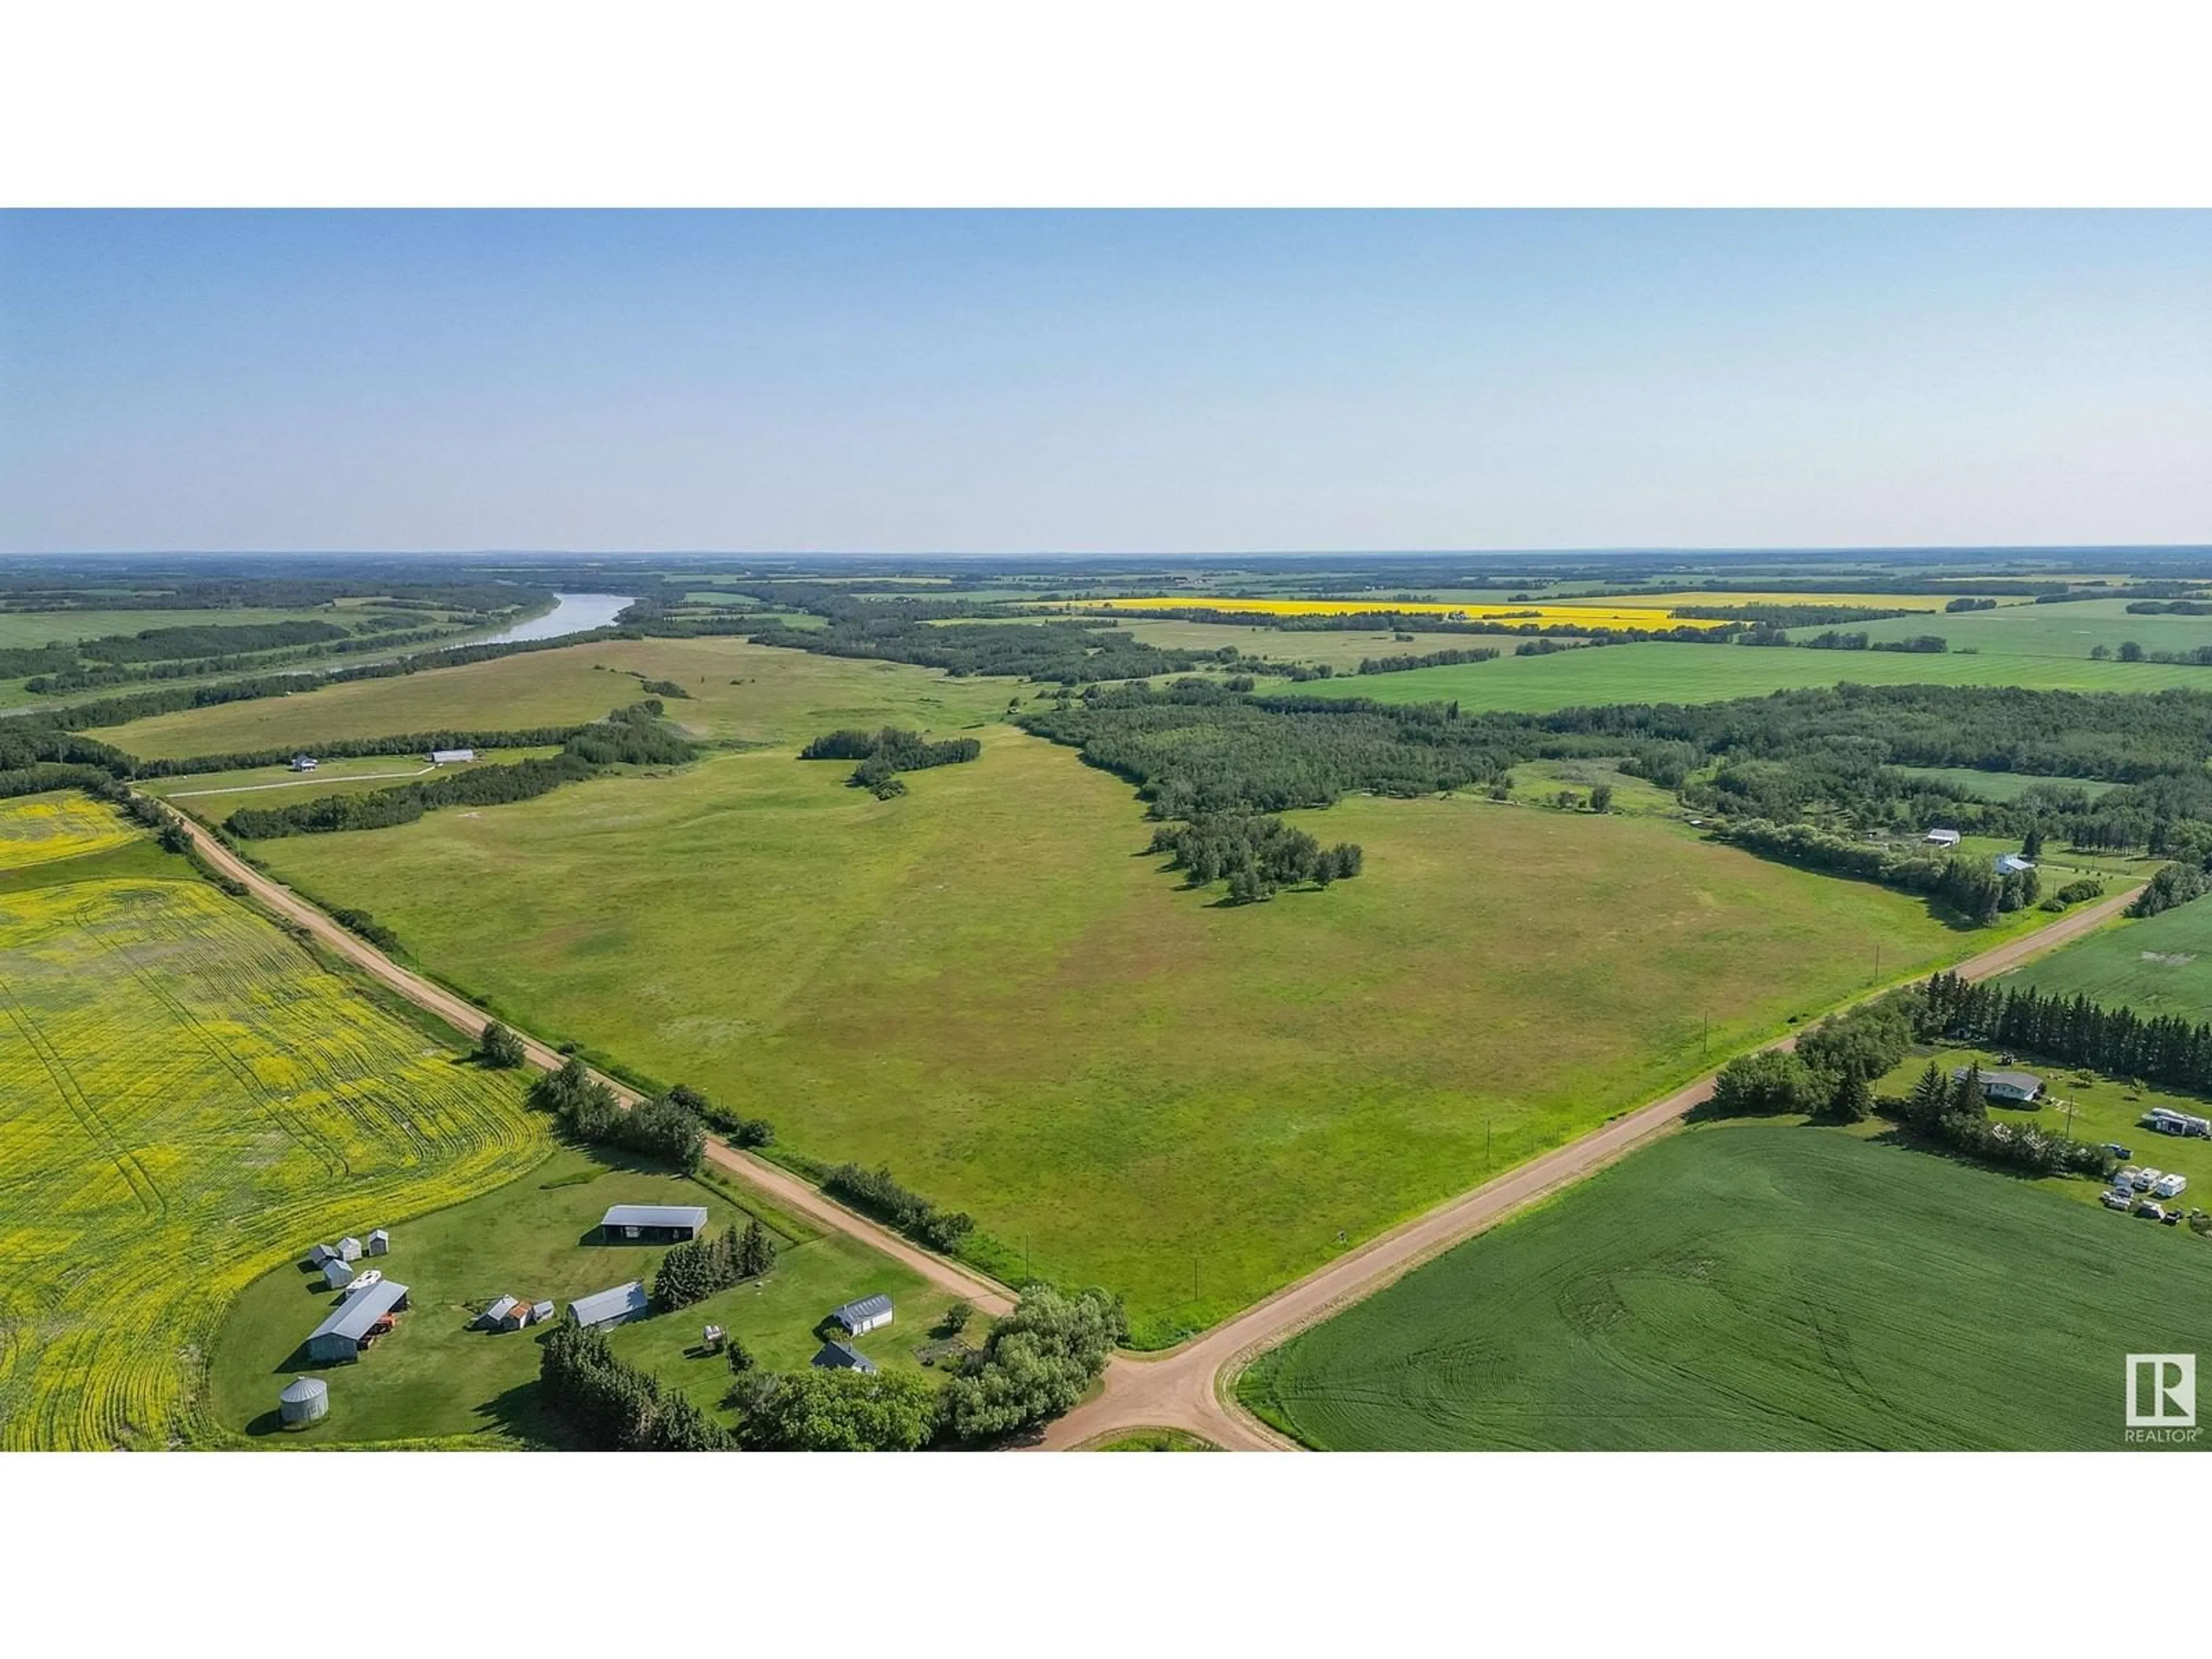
[941,1285,1126,1442]
[1146,812,1362,902]
[478,1020,527,1068]
[528,1058,704,1173]
[2128,862,2208,919]
[799,726,983,800]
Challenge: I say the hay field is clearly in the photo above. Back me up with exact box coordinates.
[249,732,1999,1346]
[1240,1123,2212,1450]
[1084,596,1729,630]
[0,834,543,1448]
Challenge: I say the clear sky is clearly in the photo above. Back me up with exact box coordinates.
[1,210,2206,555]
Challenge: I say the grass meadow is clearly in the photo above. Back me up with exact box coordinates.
[210,1143,967,1446]
[0,797,544,1449]
[250,722,2012,1346]
[1785,596,2212,661]
[1293,638,2212,711]
[1893,764,2121,802]
[2005,897,2212,1020]
[1239,1122,2212,1450]
[87,634,1009,760]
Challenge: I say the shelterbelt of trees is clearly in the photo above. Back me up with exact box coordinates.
[225,702,697,838]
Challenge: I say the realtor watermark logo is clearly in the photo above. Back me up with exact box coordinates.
[2124,1354,2198,1443]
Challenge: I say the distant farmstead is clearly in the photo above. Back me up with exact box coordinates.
[828,1293,894,1336]
[305,1279,410,1364]
[427,748,477,765]
[289,755,318,772]
[1994,853,2036,876]
[568,1281,650,1331]
[1956,1066,2043,1104]
[600,1203,708,1243]
[1923,828,1962,849]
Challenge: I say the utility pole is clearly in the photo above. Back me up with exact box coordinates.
[1487,1119,1493,1172]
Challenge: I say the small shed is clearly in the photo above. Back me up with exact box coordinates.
[479,1295,520,1331]
[336,1237,363,1263]
[306,1243,336,1267]
[600,1203,709,1243]
[529,1299,556,1325]
[497,1301,530,1332]
[278,1376,329,1425]
[323,1258,357,1290]
[568,1282,650,1331]
[828,1293,894,1336]
[1994,853,2036,876]
[812,1340,878,1374]
[366,1228,390,1257]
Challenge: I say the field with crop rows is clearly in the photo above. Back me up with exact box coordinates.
[1240,1123,2212,1450]
[2006,897,2212,1020]
[0,789,139,870]
[0,809,543,1448]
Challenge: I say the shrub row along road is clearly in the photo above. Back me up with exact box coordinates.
[171,813,1015,1320]
[176,804,2138,1452]
[1039,881,2148,1452]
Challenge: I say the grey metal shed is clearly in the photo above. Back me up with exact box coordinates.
[305,1279,410,1363]
[336,1237,363,1262]
[366,1228,390,1256]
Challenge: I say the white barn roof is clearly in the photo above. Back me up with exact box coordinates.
[832,1293,894,1327]
[569,1282,649,1328]
[308,1279,409,1346]
[601,1204,709,1232]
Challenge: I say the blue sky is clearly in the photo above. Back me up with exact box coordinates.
[1,210,2206,554]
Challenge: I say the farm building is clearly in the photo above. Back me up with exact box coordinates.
[336,1237,363,1262]
[322,1258,356,1290]
[427,748,477,764]
[289,755,318,772]
[277,1376,329,1425]
[600,1203,709,1243]
[1956,1066,2043,1104]
[1923,828,1962,848]
[828,1293,895,1336]
[529,1299,556,1324]
[812,1340,879,1374]
[497,1301,529,1333]
[306,1243,336,1267]
[568,1281,649,1331]
[478,1295,520,1330]
[366,1228,389,1256]
[1994,853,2036,875]
[305,1279,410,1364]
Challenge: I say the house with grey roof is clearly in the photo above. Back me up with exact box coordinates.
[600,1203,709,1243]
[1955,1066,2043,1103]
[568,1281,650,1331]
[828,1293,894,1336]
[305,1279,410,1364]
[812,1340,878,1374]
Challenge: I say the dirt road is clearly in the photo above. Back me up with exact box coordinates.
[1037,882,2146,1451]
[175,816,1014,1317]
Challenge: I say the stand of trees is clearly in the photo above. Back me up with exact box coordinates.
[730,1366,940,1451]
[1146,812,1361,900]
[528,1059,706,1173]
[747,600,1215,684]
[940,1285,1126,1442]
[1706,995,1917,1122]
[1713,819,2039,923]
[1356,646,1500,675]
[665,1082,774,1149]
[651,1219,775,1311]
[539,1321,735,1450]
[478,1021,526,1068]
[800,726,983,798]
[2128,862,2209,918]
[822,1163,975,1253]
[1923,968,2212,1098]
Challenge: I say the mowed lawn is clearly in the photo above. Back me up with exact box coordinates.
[1291,638,2212,712]
[209,1143,968,1446]
[0,800,544,1449]
[1240,1122,2212,1450]
[85,634,1008,760]
[2006,898,2212,1021]
[252,728,2001,1346]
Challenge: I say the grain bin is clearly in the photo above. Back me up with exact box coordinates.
[278,1376,329,1426]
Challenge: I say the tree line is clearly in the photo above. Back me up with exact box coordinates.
[651,1219,776,1311]
[800,726,984,798]
[1924,968,2212,1100]
[1713,819,2040,924]
[527,1058,707,1174]
[539,1320,735,1450]
[1355,646,1501,675]
[822,1162,976,1253]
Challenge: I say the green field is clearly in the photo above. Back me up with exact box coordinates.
[1291,638,2212,711]
[2006,897,2212,1020]
[1894,764,2121,802]
[143,749,563,827]
[1111,615,1532,672]
[247,711,2016,1347]
[1787,596,2212,661]
[84,635,1007,759]
[0,604,385,652]
[209,1143,968,1446]
[1239,1122,2212,1450]
[0,797,544,1449]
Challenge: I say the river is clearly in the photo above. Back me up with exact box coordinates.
[472,591,634,644]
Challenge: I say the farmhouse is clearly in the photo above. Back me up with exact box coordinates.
[427,748,477,765]
[289,755,318,772]
[568,1281,649,1331]
[305,1279,410,1364]
[366,1228,389,1256]
[1956,1066,2043,1103]
[600,1203,708,1243]
[812,1340,878,1374]
[1923,828,1962,849]
[1994,853,2036,875]
[828,1293,895,1336]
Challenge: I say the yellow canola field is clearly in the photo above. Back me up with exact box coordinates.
[1085,596,1730,630]
[0,869,543,1448]
[0,790,138,871]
